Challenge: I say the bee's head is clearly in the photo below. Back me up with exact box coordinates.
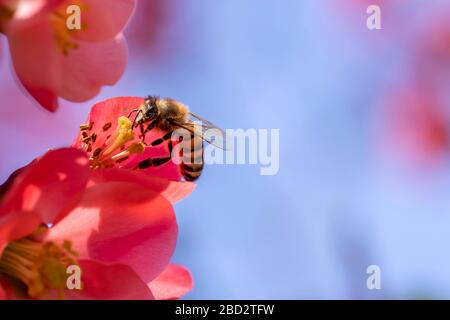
[143,95,159,120]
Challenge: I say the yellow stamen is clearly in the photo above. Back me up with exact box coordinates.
[80,115,145,169]
[111,142,145,162]
[100,116,135,159]
[79,122,93,131]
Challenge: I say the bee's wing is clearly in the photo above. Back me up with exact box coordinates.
[188,112,224,134]
[172,113,228,150]
[200,125,228,150]
[189,112,229,150]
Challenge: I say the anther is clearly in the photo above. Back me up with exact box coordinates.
[79,122,93,131]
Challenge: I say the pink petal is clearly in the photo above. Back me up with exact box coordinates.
[64,260,154,300]
[90,168,195,204]
[122,144,183,181]
[0,148,90,224]
[45,182,178,283]
[6,13,61,111]
[58,35,128,102]
[0,210,42,256]
[13,0,65,20]
[20,83,58,112]
[149,264,193,300]
[73,0,136,42]
[0,162,31,201]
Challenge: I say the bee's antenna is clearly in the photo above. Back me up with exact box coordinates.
[128,109,139,118]
[130,109,144,129]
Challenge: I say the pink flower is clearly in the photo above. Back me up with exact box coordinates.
[0,0,135,111]
[0,148,193,299]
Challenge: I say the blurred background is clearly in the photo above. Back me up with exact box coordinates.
[2,0,450,299]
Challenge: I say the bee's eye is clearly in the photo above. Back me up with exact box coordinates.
[145,106,157,119]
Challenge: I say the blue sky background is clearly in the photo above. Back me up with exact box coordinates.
[2,0,450,299]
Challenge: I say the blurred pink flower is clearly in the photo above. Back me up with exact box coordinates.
[0,0,135,111]
[0,148,193,299]
[124,0,172,61]
[376,11,450,169]
[413,13,450,96]
[380,86,450,167]
[417,14,450,63]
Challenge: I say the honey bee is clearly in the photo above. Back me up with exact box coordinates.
[128,95,224,181]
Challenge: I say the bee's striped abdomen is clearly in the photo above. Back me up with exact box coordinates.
[180,134,204,181]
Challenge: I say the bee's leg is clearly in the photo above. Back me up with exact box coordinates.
[135,156,172,169]
[139,123,146,144]
[149,131,173,147]
[142,121,157,135]
[135,140,174,170]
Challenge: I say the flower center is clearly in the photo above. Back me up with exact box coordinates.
[0,232,79,299]
[80,116,145,169]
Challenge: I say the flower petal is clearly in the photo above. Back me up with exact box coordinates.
[65,260,154,300]
[58,35,128,102]
[90,168,195,204]
[20,84,58,112]
[13,0,65,19]
[45,182,178,283]
[121,144,183,181]
[6,12,61,111]
[0,162,31,202]
[149,264,193,300]
[74,0,136,42]
[0,210,42,256]
[0,148,90,224]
